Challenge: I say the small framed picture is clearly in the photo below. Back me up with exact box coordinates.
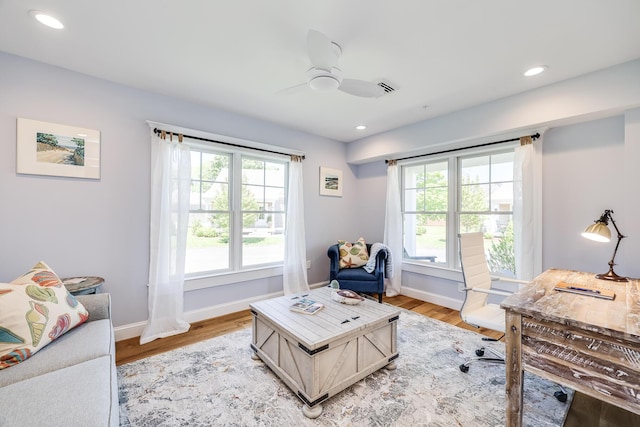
[319,167,343,197]
[16,118,101,179]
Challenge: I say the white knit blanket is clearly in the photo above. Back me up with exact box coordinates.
[364,242,394,278]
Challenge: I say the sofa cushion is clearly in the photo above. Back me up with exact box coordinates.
[0,318,113,387]
[338,237,369,268]
[0,262,89,369]
[0,355,119,427]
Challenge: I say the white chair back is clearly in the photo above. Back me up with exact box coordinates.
[458,232,492,321]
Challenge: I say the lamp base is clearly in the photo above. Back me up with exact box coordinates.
[595,269,628,282]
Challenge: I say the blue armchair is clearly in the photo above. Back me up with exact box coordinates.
[327,243,388,303]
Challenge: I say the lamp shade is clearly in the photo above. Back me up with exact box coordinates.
[581,222,611,243]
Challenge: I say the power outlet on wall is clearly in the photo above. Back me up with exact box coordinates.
[306,260,311,269]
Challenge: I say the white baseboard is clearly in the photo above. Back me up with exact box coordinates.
[399,286,463,311]
[114,281,329,342]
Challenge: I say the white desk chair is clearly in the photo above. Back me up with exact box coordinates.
[457,232,567,402]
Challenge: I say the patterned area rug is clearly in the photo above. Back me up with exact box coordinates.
[118,310,572,426]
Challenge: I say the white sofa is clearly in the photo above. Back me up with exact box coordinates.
[0,293,118,426]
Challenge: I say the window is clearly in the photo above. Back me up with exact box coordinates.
[187,146,287,277]
[403,161,449,263]
[402,148,516,275]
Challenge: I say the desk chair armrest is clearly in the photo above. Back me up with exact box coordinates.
[464,287,513,297]
[490,277,529,285]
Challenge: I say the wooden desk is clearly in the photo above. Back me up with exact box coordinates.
[501,269,640,426]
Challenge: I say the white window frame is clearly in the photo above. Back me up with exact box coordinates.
[145,122,303,292]
[184,141,290,291]
[400,143,518,279]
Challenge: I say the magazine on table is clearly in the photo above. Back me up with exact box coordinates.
[290,298,324,315]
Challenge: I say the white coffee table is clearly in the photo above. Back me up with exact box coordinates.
[250,287,400,418]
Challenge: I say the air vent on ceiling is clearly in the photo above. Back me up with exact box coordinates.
[377,81,395,93]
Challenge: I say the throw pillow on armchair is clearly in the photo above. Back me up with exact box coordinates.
[337,237,369,268]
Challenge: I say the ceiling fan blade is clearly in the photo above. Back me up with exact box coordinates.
[339,79,386,98]
[307,29,339,71]
[276,82,308,96]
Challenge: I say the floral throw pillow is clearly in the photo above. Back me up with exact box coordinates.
[338,237,370,268]
[0,262,89,369]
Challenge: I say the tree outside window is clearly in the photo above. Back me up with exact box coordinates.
[401,150,516,276]
[185,150,286,274]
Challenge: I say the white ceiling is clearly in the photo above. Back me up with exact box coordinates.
[1,1,640,142]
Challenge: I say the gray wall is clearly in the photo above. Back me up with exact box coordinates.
[346,60,640,310]
[0,52,363,328]
[2,51,639,333]
[542,116,627,274]
[364,114,639,309]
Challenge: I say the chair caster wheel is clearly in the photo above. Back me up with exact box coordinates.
[459,364,469,373]
[554,391,568,402]
[475,349,485,356]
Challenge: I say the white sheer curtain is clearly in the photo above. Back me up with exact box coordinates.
[384,161,403,296]
[140,130,191,344]
[513,134,543,281]
[283,155,309,295]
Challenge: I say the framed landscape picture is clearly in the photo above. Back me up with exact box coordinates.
[319,166,342,197]
[16,118,101,179]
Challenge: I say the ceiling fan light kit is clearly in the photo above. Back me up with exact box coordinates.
[309,75,340,91]
[307,67,343,91]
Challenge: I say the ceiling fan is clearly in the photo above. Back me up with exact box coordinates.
[283,30,386,98]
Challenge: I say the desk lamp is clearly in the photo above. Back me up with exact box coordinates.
[581,209,628,282]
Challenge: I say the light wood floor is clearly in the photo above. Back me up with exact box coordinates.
[114,294,500,365]
[114,293,635,426]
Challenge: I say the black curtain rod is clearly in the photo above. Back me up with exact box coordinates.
[153,128,305,159]
[386,132,540,163]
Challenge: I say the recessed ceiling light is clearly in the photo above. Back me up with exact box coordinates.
[355,125,367,130]
[29,10,64,29]
[524,65,548,77]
